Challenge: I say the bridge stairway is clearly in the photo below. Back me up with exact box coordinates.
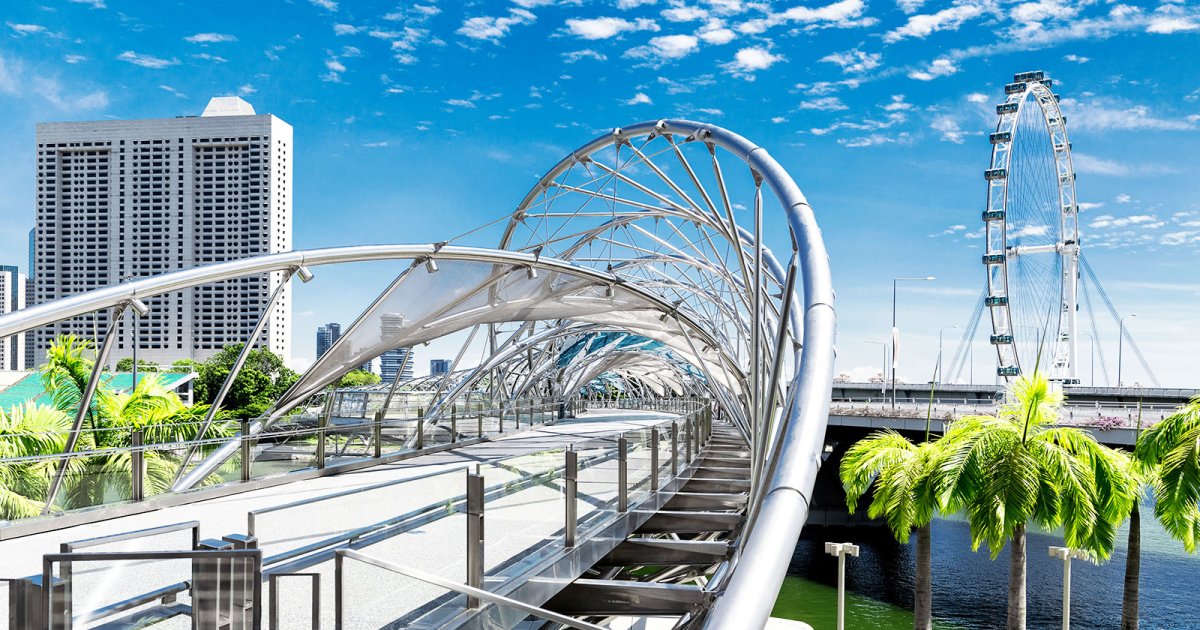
[541,422,749,622]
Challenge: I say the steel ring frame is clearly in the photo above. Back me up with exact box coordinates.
[983,75,1079,383]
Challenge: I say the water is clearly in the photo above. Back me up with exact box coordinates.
[776,501,1200,629]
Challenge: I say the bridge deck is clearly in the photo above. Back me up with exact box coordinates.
[0,409,681,628]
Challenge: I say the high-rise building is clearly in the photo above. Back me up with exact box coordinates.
[0,266,27,370]
[380,348,414,383]
[430,359,451,376]
[32,96,293,366]
[316,322,341,359]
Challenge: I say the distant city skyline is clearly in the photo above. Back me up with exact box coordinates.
[0,1,1195,384]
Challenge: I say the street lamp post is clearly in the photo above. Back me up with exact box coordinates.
[937,325,959,384]
[1050,545,1089,630]
[825,542,860,630]
[1080,332,1096,387]
[1118,314,1137,387]
[864,340,888,397]
[891,276,936,407]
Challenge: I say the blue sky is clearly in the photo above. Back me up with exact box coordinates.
[0,0,1197,385]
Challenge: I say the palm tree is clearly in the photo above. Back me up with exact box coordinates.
[0,402,71,518]
[931,372,1137,630]
[1135,398,1200,553]
[842,430,945,630]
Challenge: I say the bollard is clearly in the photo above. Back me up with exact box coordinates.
[315,414,327,470]
[241,420,252,482]
[478,414,484,438]
[193,538,234,629]
[373,411,383,459]
[131,429,145,501]
[466,470,485,609]
[564,449,578,548]
[416,418,424,450]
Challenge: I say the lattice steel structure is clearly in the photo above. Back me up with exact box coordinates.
[0,120,836,629]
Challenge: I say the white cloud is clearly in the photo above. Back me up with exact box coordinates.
[771,116,788,123]
[897,0,925,14]
[737,0,875,34]
[444,90,501,109]
[159,85,186,98]
[1147,3,1200,34]
[966,92,989,103]
[697,19,736,44]
[885,4,985,42]
[1116,194,1132,204]
[8,23,47,36]
[1012,224,1050,237]
[193,53,228,63]
[931,115,967,143]
[68,0,106,8]
[618,0,658,8]
[1077,202,1104,211]
[458,9,537,42]
[184,32,236,44]
[1161,231,1200,246]
[626,34,700,64]
[562,49,608,63]
[1059,97,1198,131]
[798,96,847,111]
[625,92,653,105]
[1073,153,1178,177]
[1089,214,1157,229]
[882,94,911,111]
[238,84,256,96]
[663,6,707,22]
[0,57,108,111]
[362,141,389,148]
[908,58,957,81]
[839,133,908,148]
[309,0,337,11]
[566,17,659,39]
[63,54,87,64]
[333,24,362,35]
[722,46,782,79]
[1063,53,1089,63]
[117,51,179,69]
[820,48,881,73]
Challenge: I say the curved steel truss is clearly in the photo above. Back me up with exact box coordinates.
[0,119,835,628]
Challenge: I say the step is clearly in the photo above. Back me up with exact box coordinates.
[543,578,707,616]
[634,510,743,534]
[596,539,731,567]
[663,492,747,511]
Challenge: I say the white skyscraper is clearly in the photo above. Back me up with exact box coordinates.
[32,97,293,365]
[0,266,27,371]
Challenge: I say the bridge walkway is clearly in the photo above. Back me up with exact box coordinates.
[0,409,693,629]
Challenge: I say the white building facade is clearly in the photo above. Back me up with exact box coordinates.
[32,97,293,365]
[0,266,27,371]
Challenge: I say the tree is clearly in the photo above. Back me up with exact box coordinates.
[194,344,298,419]
[1135,398,1200,553]
[115,358,159,373]
[842,430,947,629]
[337,369,381,389]
[0,402,70,518]
[931,372,1137,630]
[168,359,199,373]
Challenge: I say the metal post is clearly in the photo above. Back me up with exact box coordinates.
[466,470,485,609]
[617,435,628,513]
[671,423,678,477]
[477,413,483,438]
[315,412,328,470]
[564,449,577,548]
[334,551,344,630]
[372,410,383,459]
[686,419,693,463]
[241,420,252,482]
[131,429,144,502]
[172,270,296,488]
[416,418,424,450]
[43,304,129,514]
[194,538,234,630]
[451,412,458,443]
[222,533,258,630]
[1050,546,1085,630]
[650,428,659,493]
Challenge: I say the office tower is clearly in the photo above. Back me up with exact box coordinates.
[430,359,451,376]
[32,96,293,366]
[316,322,341,359]
[380,348,414,383]
[0,266,27,370]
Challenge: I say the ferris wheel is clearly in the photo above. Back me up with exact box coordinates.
[982,70,1080,384]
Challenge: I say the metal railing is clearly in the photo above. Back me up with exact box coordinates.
[828,400,1175,429]
[0,397,563,527]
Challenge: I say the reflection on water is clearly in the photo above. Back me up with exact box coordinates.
[777,501,1200,629]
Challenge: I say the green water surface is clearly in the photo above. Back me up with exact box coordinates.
[773,576,962,630]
